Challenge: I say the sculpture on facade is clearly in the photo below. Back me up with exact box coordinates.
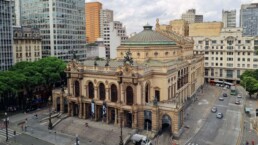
[123,50,134,66]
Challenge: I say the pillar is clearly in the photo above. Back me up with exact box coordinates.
[151,107,159,133]
[85,85,88,98]
[83,103,86,119]
[106,88,110,102]
[60,96,64,113]
[115,108,118,125]
[94,105,97,121]
[67,79,70,95]
[132,111,137,128]
[79,103,82,118]
[94,87,98,100]
[106,107,109,124]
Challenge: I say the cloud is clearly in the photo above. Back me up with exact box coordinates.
[85,0,253,34]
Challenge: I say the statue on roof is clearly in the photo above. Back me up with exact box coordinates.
[155,18,160,31]
[123,50,133,66]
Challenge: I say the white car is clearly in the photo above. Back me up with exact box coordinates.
[237,94,242,98]
[216,113,223,119]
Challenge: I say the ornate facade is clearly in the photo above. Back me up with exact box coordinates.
[52,24,204,137]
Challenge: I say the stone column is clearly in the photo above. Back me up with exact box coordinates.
[68,102,71,116]
[60,95,64,113]
[151,107,159,133]
[115,108,118,125]
[84,85,88,98]
[94,105,97,121]
[79,103,82,118]
[132,111,137,128]
[105,88,110,101]
[83,103,86,119]
[106,107,109,124]
[94,87,98,100]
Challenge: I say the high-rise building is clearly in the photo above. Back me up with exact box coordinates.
[0,0,13,71]
[193,27,258,84]
[222,10,236,28]
[86,2,102,43]
[103,21,128,59]
[240,3,258,36]
[13,26,42,63]
[10,0,21,26]
[189,22,223,37]
[21,0,87,61]
[100,9,113,39]
[182,9,203,24]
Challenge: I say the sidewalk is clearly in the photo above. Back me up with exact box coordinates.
[55,117,135,145]
[176,84,222,144]
[238,86,258,145]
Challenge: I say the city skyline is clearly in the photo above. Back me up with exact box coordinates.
[86,0,258,34]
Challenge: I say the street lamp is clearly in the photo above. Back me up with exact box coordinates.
[119,112,123,145]
[4,112,9,142]
[48,97,53,130]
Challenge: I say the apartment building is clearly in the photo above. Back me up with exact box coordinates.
[182,9,203,24]
[240,3,258,36]
[222,10,236,28]
[13,26,42,63]
[193,27,258,84]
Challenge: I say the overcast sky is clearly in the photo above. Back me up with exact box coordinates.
[85,0,258,34]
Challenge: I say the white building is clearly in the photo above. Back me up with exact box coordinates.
[222,10,236,28]
[86,38,106,59]
[103,21,128,59]
[181,9,203,24]
[100,9,113,39]
[193,27,258,84]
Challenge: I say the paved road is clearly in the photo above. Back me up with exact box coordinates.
[186,88,243,145]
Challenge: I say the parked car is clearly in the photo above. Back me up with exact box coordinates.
[216,113,223,119]
[237,94,242,98]
[131,134,152,145]
[223,93,227,97]
[211,107,217,113]
[235,100,241,105]
[219,97,224,101]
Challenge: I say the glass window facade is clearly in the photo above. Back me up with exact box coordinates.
[0,0,13,71]
[21,0,86,61]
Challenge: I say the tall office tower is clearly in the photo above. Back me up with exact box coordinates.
[182,9,203,24]
[86,2,102,43]
[0,0,13,71]
[222,10,236,28]
[9,0,21,26]
[21,0,87,61]
[240,3,258,36]
[104,21,128,58]
[100,9,113,38]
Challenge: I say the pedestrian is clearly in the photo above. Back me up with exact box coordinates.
[246,141,249,145]
[252,140,254,145]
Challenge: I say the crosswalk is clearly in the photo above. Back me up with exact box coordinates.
[0,128,21,139]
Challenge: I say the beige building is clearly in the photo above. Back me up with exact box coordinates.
[13,26,42,63]
[52,24,204,137]
[169,19,189,36]
[193,27,258,84]
[86,2,102,43]
[189,22,223,37]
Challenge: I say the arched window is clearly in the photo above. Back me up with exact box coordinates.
[99,83,106,100]
[111,84,118,102]
[126,86,133,105]
[88,82,94,99]
[145,84,149,103]
[74,81,80,97]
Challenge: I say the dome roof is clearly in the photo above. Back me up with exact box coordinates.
[122,25,175,45]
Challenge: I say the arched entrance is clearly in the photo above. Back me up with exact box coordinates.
[111,84,118,102]
[74,81,80,97]
[110,109,115,123]
[144,119,152,131]
[126,86,133,105]
[72,102,79,116]
[99,83,106,100]
[64,98,68,113]
[162,114,172,133]
[125,111,132,128]
[88,82,94,99]
[56,97,60,112]
[145,83,149,103]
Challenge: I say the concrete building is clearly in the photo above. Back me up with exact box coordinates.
[13,26,42,63]
[222,10,236,28]
[169,19,189,36]
[189,22,223,37]
[0,0,13,71]
[86,2,102,43]
[100,9,113,39]
[193,27,258,84]
[52,24,204,137]
[240,3,258,36]
[85,38,106,59]
[182,9,203,24]
[21,0,87,61]
[9,0,21,26]
[103,21,128,59]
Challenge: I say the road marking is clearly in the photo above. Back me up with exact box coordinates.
[40,121,48,125]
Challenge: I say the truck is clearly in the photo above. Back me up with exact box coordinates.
[131,134,152,145]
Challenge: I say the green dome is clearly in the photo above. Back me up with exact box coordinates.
[122,25,176,45]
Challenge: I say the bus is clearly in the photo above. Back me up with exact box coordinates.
[230,86,237,95]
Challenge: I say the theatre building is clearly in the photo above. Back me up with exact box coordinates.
[52,24,204,137]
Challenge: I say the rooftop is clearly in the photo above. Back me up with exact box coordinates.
[122,25,176,46]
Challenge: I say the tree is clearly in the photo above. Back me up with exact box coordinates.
[240,75,258,97]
